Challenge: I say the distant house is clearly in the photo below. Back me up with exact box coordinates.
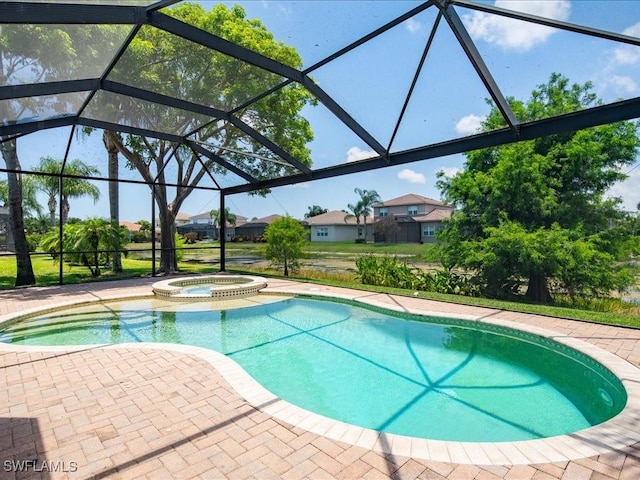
[234,214,282,241]
[176,212,247,241]
[188,212,214,225]
[175,212,191,226]
[120,221,141,242]
[373,194,453,243]
[305,210,362,242]
[0,205,14,252]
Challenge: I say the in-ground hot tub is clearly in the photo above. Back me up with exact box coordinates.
[152,274,267,300]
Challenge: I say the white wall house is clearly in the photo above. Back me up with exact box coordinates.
[373,193,453,243]
[188,212,213,225]
[305,210,365,242]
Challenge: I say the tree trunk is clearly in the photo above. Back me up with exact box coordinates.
[0,139,36,286]
[158,207,178,273]
[48,194,56,226]
[61,196,70,225]
[525,272,553,303]
[104,131,122,273]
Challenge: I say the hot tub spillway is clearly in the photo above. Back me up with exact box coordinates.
[152,275,267,301]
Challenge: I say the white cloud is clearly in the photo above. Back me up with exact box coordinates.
[397,168,426,184]
[613,23,640,66]
[455,114,484,135]
[608,75,639,94]
[462,0,571,52]
[437,167,462,178]
[405,18,422,34]
[346,146,377,163]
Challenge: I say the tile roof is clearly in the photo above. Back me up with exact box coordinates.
[412,208,453,222]
[239,214,283,227]
[304,210,359,226]
[374,193,445,207]
[120,221,141,232]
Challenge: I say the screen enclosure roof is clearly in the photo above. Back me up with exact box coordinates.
[1,0,640,195]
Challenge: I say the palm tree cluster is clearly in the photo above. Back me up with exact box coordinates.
[345,188,381,242]
[32,156,101,226]
[1,156,100,227]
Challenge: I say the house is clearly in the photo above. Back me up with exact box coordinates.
[372,194,453,243]
[188,212,214,225]
[176,212,247,241]
[233,214,281,241]
[0,205,14,252]
[305,210,363,242]
[175,212,191,226]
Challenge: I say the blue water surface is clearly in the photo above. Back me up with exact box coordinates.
[0,296,626,441]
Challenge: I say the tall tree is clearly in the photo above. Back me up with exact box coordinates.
[353,188,381,241]
[1,23,126,285]
[344,201,364,239]
[102,3,314,273]
[103,131,122,272]
[437,73,640,302]
[0,139,34,285]
[32,157,100,226]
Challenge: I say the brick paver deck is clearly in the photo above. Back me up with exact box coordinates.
[1,277,640,479]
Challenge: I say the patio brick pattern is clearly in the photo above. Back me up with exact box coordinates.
[2,277,640,479]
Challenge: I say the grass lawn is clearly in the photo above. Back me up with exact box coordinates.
[0,254,219,288]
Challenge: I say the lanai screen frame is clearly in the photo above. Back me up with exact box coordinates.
[1,0,639,285]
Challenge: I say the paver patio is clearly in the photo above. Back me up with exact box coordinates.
[1,277,640,479]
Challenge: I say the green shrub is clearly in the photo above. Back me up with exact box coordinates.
[26,234,42,252]
[356,254,480,296]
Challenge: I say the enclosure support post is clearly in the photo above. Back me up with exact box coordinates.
[151,185,156,277]
[219,193,226,272]
[58,176,64,285]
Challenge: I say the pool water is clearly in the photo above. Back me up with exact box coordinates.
[0,297,626,442]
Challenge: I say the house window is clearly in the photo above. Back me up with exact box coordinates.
[317,227,329,237]
[423,225,436,236]
[379,208,388,217]
[408,205,418,215]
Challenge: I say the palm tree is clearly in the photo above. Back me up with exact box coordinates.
[305,205,328,218]
[33,157,100,226]
[344,201,365,239]
[353,188,381,241]
[69,218,125,277]
[104,130,122,272]
[210,208,237,228]
[0,177,42,219]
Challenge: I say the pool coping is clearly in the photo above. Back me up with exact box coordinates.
[1,281,640,466]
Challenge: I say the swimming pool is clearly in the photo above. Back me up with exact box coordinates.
[0,296,626,442]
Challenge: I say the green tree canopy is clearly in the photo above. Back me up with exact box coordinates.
[101,3,315,274]
[437,73,640,303]
[265,216,307,276]
[1,23,126,285]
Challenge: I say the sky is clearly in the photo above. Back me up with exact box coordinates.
[6,0,640,223]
